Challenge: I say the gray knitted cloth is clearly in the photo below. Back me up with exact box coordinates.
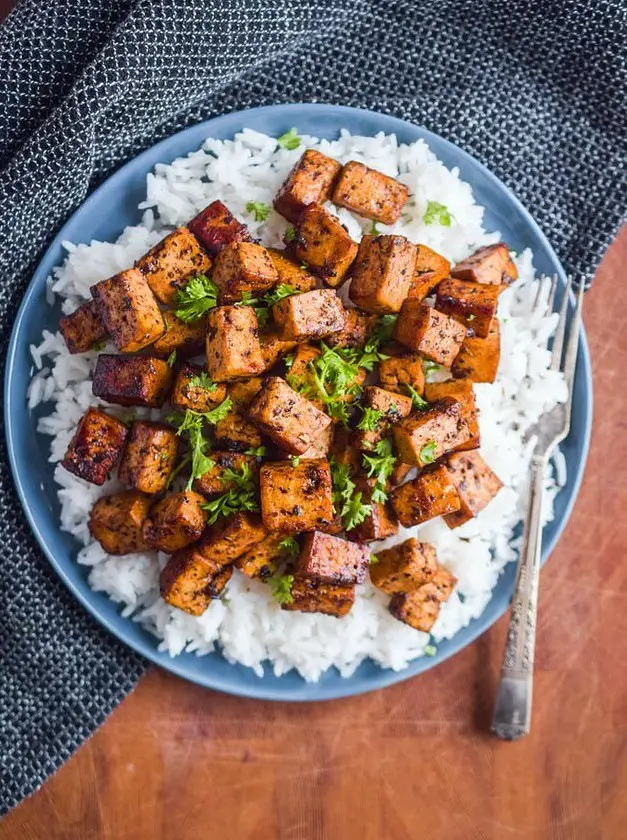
[0,0,625,814]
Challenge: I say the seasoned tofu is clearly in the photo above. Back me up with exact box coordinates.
[389,564,457,630]
[259,459,334,534]
[118,421,179,494]
[371,537,438,595]
[378,342,425,396]
[194,451,259,497]
[349,234,416,314]
[409,244,451,300]
[205,306,265,381]
[212,241,278,304]
[152,311,206,359]
[213,378,264,451]
[135,227,212,304]
[197,511,266,564]
[92,354,173,407]
[443,450,503,528]
[326,308,377,349]
[452,317,501,383]
[91,267,164,353]
[332,161,409,224]
[284,422,333,460]
[187,200,251,256]
[355,385,413,452]
[235,534,286,580]
[59,301,108,354]
[281,575,355,617]
[390,462,413,487]
[330,425,361,475]
[390,465,461,526]
[295,531,370,585]
[273,149,342,223]
[393,397,471,466]
[266,249,318,292]
[451,243,518,286]
[346,476,399,543]
[61,408,128,485]
[423,380,479,452]
[142,490,208,552]
[288,204,358,288]
[160,547,232,616]
[435,277,501,338]
[271,288,345,341]
[89,491,151,555]
[259,330,299,372]
[394,300,466,366]
[171,362,228,412]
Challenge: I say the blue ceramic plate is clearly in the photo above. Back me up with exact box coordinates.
[4,104,592,701]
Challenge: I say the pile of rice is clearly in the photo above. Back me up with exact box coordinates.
[28,129,567,682]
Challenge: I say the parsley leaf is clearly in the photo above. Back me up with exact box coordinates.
[369,553,379,565]
[265,284,298,307]
[423,201,452,227]
[362,439,397,504]
[283,354,295,370]
[418,440,437,465]
[91,339,107,352]
[202,463,259,525]
[404,383,429,410]
[277,128,301,150]
[423,360,445,377]
[268,572,294,604]
[284,225,296,243]
[174,274,219,322]
[353,314,398,370]
[330,459,372,531]
[245,446,267,457]
[357,407,386,432]
[424,644,437,657]
[289,456,301,467]
[370,221,380,234]
[237,284,297,328]
[188,371,218,392]
[245,201,271,222]
[166,350,177,367]
[278,537,299,559]
[166,408,223,489]
[287,343,364,427]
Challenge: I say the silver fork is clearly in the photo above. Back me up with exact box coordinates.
[491,275,585,741]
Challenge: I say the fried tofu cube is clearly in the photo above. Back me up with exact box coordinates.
[272,288,345,341]
[160,547,232,616]
[390,465,461,526]
[393,397,471,466]
[452,317,501,383]
[378,342,425,396]
[443,451,503,528]
[390,462,413,487]
[206,306,265,381]
[435,277,501,338]
[194,451,259,497]
[259,330,299,372]
[451,243,518,286]
[349,234,416,314]
[281,575,355,617]
[266,249,318,292]
[326,308,377,350]
[330,425,361,475]
[409,244,452,300]
[91,267,164,353]
[389,569,457,633]
[92,354,173,407]
[423,380,479,452]
[274,149,343,223]
[118,422,178,494]
[197,511,266,564]
[187,200,251,256]
[260,459,334,534]
[394,300,466,366]
[142,490,208,552]
[213,378,264,451]
[152,311,206,359]
[285,422,333,460]
[59,301,108,354]
[235,534,286,580]
[346,476,399,543]
[89,491,151,554]
[295,531,370,585]
[171,362,228,412]
[61,408,128,485]
[288,204,358,288]
[355,385,413,451]
[212,242,279,304]
[371,537,438,595]
[332,161,409,224]
[135,227,212,304]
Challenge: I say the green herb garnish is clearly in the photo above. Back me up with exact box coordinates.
[166,350,177,367]
[237,284,297,328]
[188,371,217,392]
[277,128,301,150]
[245,445,268,457]
[245,201,271,222]
[423,201,452,227]
[284,225,296,243]
[418,440,437,465]
[278,537,299,559]
[287,343,364,427]
[265,284,298,307]
[424,644,437,657]
[369,553,379,565]
[404,383,429,410]
[362,439,397,504]
[289,456,301,467]
[330,459,372,531]
[370,221,380,234]
[268,572,294,604]
[202,464,259,525]
[357,407,385,432]
[423,360,445,376]
[166,400,233,489]
[173,274,219,323]
[91,339,107,352]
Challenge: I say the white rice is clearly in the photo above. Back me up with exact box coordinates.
[28,129,567,682]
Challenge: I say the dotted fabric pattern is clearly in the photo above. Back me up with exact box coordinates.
[0,0,625,814]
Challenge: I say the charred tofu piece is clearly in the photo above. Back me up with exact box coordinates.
[271,288,345,341]
[266,249,318,292]
[213,378,264,451]
[346,476,399,543]
[349,235,416,314]
[443,450,503,528]
[378,342,425,396]
[284,422,333,460]
[371,537,438,595]
[91,268,164,353]
[187,200,251,256]
[212,242,278,304]
[61,408,128,485]
[282,575,355,617]
[135,227,212,304]
[206,306,265,381]
[198,511,266,564]
[171,362,228,412]
[330,425,361,475]
[409,245,451,300]
[260,459,334,534]
[295,531,370,585]
[435,277,501,338]
[394,300,466,366]
[259,331,299,372]
[288,204,358,288]
[393,397,471,466]
[194,451,259,497]
[118,422,178,494]
[423,380,479,452]
[152,311,206,359]
[332,161,409,224]
[235,534,287,580]
[452,317,501,383]
[451,243,518,286]
[389,565,457,631]
[274,149,343,223]
[142,490,208,552]
[355,385,413,451]
[92,354,173,408]
[390,465,461,526]
[326,308,377,350]
[59,301,108,354]
[89,490,151,554]
[160,547,232,616]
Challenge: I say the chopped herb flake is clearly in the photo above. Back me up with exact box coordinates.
[188,371,218,392]
[423,201,452,227]
[268,572,294,604]
[166,350,177,367]
[245,201,271,222]
[277,128,301,150]
[174,274,218,322]
[418,439,437,465]
[357,407,385,432]
[330,459,372,531]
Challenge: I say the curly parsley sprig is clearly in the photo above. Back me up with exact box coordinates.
[201,463,259,525]
[362,439,397,504]
[173,274,219,323]
[166,400,232,489]
[330,459,372,531]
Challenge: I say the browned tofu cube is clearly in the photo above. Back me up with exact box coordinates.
[393,397,471,466]
[435,277,501,338]
[326,308,377,349]
[329,426,361,474]
[349,235,416,314]
[288,204,358,288]
[346,476,399,543]
[266,249,318,292]
[92,354,173,408]
[423,380,479,452]
[160,547,232,616]
[451,243,518,286]
[296,531,370,585]
[61,408,128,485]
[274,149,342,223]
[272,288,345,341]
[187,200,251,256]
[259,331,298,372]
[355,385,413,451]
[409,244,451,300]
[152,311,206,359]
[212,242,278,304]
[430,566,458,601]
[390,462,413,487]
[142,490,208,552]
[378,342,425,396]
[389,569,456,633]
[170,362,228,412]
[235,534,287,580]
[206,306,265,381]
[213,378,264,452]
[281,575,355,617]
[118,421,179,494]
[443,451,503,529]
[194,451,259,497]
[91,267,164,353]
[197,511,266,564]
[390,465,461,526]
[284,422,333,460]
[59,301,108,354]
[452,317,501,383]
[260,459,334,534]
[135,227,212,304]
[394,300,466,366]
[371,538,438,595]
[332,161,409,224]
[89,490,151,554]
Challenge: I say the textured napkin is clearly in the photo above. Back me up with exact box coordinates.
[0,0,625,814]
